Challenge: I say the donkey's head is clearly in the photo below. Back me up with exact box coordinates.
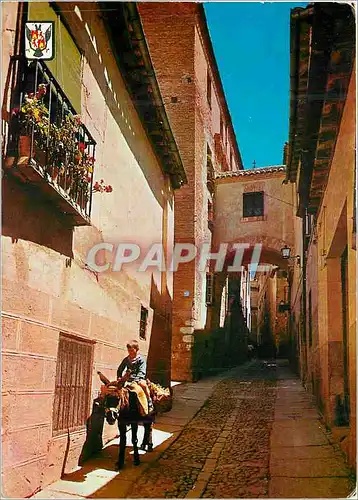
[103,386,121,424]
[98,372,130,425]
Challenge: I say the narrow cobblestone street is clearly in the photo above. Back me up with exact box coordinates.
[127,363,276,499]
[33,360,355,499]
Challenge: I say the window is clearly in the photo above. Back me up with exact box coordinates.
[220,115,223,137]
[243,192,264,217]
[207,145,214,193]
[208,200,214,231]
[208,200,214,222]
[206,273,215,305]
[207,70,212,108]
[230,151,233,170]
[140,306,148,340]
[53,334,93,434]
[305,209,316,246]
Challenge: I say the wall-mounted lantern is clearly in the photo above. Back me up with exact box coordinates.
[281,245,291,259]
[281,245,301,266]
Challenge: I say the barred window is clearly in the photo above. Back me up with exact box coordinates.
[140,306,148,340]
[53,334,93,435]
[206,273,215,305]
[243,192,264,217]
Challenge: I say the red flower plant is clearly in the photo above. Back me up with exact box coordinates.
[93,179,113,193]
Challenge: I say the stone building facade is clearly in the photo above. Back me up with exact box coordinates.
[213,165,297,359]
[138,3,243,381]
[215,166,296,265]
[286,3,356,467]
[1,2,186,496]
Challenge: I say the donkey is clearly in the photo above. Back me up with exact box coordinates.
[97,371,154,469]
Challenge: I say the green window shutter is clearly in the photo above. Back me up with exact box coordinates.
[28,2,82,112]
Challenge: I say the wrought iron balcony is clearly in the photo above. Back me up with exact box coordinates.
[4,58,96,225]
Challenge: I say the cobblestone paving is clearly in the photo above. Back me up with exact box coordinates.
[126,361,277,498]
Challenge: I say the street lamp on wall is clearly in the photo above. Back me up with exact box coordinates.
[281,245,301,266]
[281,245,291,259]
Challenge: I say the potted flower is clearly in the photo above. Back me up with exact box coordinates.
[12,83,113,207]
[18,83,49,160]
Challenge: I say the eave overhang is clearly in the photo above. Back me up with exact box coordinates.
[100,2,187,189]
[287,3,355,217]
[217,165,286,181]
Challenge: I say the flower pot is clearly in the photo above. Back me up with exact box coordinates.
[51,166,59,182]
[18,135,32,158]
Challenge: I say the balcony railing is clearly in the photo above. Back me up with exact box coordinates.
[5,58,96,225]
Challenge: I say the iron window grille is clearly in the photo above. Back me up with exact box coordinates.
[140,306,148,340]
[52,334,94,435]
[243,192,264,217]
[206,273,215,305]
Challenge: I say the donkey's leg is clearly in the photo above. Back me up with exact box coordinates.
[141,422,149,450]
[131,423,140,466]
[141,422,153,452]
[147,423,154,452]
[116,422,127,470]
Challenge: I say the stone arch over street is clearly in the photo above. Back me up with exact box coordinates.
[206,166,299,368]
[214,166,296,268]
[221,238,292,271]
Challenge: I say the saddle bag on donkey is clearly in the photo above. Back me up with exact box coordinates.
[147,380,173,413]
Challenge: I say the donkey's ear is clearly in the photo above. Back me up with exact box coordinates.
[97,371,110,385]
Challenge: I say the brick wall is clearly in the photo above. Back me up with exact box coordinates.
[139,3,241,381]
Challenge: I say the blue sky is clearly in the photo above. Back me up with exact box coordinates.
[204,2,308,169]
